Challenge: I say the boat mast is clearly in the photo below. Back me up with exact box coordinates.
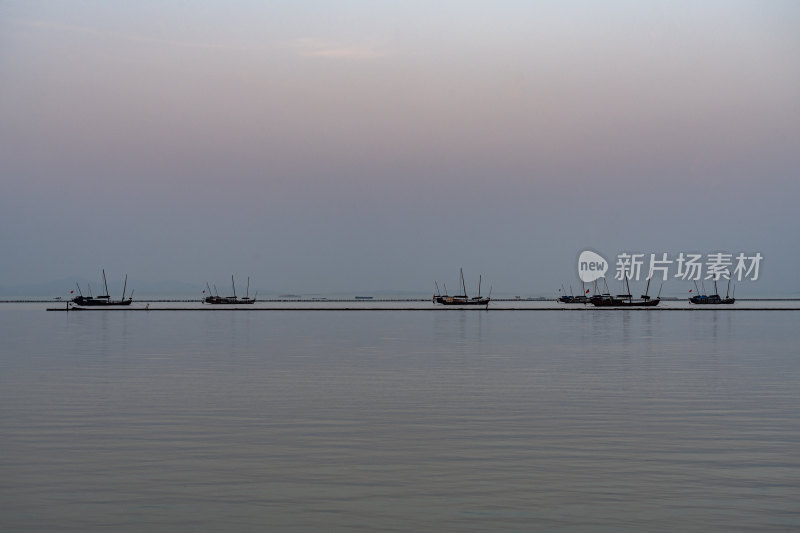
[478,275,482,298]
[726,278,731,299]
[246,277,250,299]
[76,283,83,297]
[460,268,467,298]
[101,269,110,298]
[232,275,236,298]
[121,274,127,301]
[625,272,632,301]
[657,283,663,298]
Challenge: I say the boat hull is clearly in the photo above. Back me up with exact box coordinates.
[559,296,589,304]
[204,297,256,304]
[435,296,490,306]
[689,296,735,304]
[72,297,132,306]
[591,297,660,307]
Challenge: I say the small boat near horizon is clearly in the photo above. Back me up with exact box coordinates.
[590,275,661,307]
[558,283,590,304]
[72,270,133,306]
[689,279,735,305]
[203,276,256,304]
[434,269,491,306]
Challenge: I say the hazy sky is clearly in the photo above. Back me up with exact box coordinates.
[2,1,799,295]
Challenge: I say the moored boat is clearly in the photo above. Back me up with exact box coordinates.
[689,279,735,305]
[72,270,133,306]
[558,283,591,304]
[590,275,660,307]
[434,269,491,306]
[204,276,256,304]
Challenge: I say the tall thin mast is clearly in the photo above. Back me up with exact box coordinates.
[461,268,467,298]
[121,274,127,301]
[76,283,83,297]
[478,275,482,298]
[232,275,236,298]
[102,269,110,298]
[246,277,250,299]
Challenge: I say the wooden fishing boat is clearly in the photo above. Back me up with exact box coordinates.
[72,270,133,306]
[689,279,735,304]
[434,269,491,306]
[204,276,256,304]
[590,275,660,307]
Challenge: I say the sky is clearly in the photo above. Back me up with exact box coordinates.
[1,1,799,296]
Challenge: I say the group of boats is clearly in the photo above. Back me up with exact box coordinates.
[558,276,661,307]
[68,269,737,308]
[69,271,255,307]
[558,277,736,306]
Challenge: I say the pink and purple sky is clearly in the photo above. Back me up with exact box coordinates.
[1,1,798,295]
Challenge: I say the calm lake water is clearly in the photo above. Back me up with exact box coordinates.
[1,305,799,531]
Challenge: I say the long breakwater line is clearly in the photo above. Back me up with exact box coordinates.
[46,307,800,312]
